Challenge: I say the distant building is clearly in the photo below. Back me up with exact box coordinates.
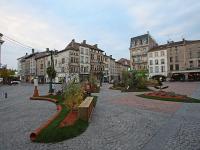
[148,47,168,78]
[130,32,157,70]
[148,39,200,80]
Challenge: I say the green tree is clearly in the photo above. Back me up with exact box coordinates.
[46,66,56,93]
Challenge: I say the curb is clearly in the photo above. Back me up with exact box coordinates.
[29,96,62,141]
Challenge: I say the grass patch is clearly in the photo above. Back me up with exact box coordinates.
[34,95,98,143]
[137,94,200,103]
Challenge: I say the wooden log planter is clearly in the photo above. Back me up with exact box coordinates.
[29,96,62,142]
[78,97,94,122]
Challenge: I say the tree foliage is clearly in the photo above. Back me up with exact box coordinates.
[121,70,148,89]
[46,67,56,79]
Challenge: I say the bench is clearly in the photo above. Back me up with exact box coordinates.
[78,97,94,122]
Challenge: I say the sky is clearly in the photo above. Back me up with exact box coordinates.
[0,0,200,69]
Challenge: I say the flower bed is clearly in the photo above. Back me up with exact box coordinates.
[137,91,200,103]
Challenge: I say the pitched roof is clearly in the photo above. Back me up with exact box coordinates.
[62,40,104,52]
[117,58,130,66]
[149,39,200,52]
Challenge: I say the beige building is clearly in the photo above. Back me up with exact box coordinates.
[148,39,200,80]
[130,32,157,70]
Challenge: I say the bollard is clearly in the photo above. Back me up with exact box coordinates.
[5,92,7,98]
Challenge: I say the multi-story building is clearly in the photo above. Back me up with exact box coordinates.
[148,39,200,80]
[103,54,110,82]
[108,55,115,82]
[148,47,168,78]
[117,58,131,72]
[18,39,132,83]
[35,50,50,83]
[130,32,157,70]
[90,43,105,80]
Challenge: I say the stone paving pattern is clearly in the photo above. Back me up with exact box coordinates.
[0,82,200,150]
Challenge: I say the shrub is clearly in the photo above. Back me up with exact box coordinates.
[63,82,84,110]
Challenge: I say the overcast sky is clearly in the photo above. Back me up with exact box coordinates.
[0,0,200,69]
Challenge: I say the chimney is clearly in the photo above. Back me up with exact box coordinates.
[105,53,107,56]
[110,55,112,58]
[82,40,86,44]
[72,39,75,42]
[182,38,186,44]
[94,44,98,48]
[25,53,28,55]
[147,31,149,35]
[46,48,49,52]
[32,49,34,54]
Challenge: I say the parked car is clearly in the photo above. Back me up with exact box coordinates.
[11,80,21,85]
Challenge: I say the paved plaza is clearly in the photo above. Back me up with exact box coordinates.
[0,82,200,150]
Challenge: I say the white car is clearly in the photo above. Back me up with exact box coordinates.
[11,80,21,85]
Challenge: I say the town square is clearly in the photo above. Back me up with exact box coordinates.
[0,0,200,150]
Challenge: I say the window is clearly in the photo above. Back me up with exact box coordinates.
[81,65,84,72]
[85,57,89,63]
[170,57,173,63]
[155,66,159,73]
[150,67,153,73]
[71,57,73,63]
[140,39,143,45]
[189,51,192,58]
[155,59,159,65]
[61,67,64,72]
[189,61,193,68]
[161,66,165,72]
[62,58,65,64]
[198,60,200,68]
[161,51,165,56]
[149,52,153,58]
[85,49,89,55]
[170,48,172,55]
[80,56,84,63]
[175,47,178,54]
[175,56,178,62]
[170,65,173,71]
[161,59,165,64]
[155,52,159,57]
[40,64,43,69]
[91,54,94,60]
[80,48,84,54]
[175,64,179,70]
[150,60,153,65]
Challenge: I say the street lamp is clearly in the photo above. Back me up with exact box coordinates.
[47,49,58,94]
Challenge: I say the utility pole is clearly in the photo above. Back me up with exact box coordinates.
[0,33,4,68]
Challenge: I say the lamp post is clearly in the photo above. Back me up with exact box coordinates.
[48,49,58,94]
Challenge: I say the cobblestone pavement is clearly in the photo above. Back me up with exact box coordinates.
[0,82,200,150]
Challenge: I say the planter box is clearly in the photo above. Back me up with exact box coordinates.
[78,97,94,122]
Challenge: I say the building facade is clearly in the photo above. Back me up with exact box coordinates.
[130,32,157,70]
[148,48,168,78]
[148,39,200,80]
